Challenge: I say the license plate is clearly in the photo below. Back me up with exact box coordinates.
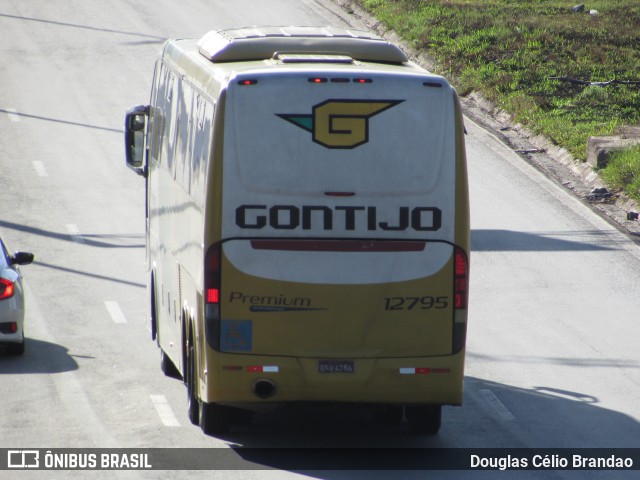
[318,360,355,374]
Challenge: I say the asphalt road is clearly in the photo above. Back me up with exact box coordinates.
[0,0,638,479]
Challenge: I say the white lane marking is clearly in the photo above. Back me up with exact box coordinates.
[66,224,85,243]
[105,301,127,324]
[23,281,120,447]
[480,389,516,420]
[6,108,20,122]
[150,395,181,427]
[33,161,48,177]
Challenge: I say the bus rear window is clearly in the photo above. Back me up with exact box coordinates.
[224,73,455,196]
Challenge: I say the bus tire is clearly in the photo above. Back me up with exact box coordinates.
[186,332,199,425]
[199,401,234,435]
[406,405,442,434]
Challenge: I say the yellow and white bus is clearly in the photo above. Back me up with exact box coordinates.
[125,26,470,435]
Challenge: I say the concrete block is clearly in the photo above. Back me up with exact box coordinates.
[587,132,640,169]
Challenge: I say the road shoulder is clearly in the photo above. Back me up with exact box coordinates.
[326,0,640,242]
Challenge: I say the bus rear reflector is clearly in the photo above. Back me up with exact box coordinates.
[223,366,243,371]
[247,365,279,373]
[399,367,450,375]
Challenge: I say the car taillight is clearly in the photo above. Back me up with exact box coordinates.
[0,278,15,300]
[452,247,469,353]
[0,322,18,334]
[204,244,222,350]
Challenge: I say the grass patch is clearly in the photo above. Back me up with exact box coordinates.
[356,0,640,201]
[600,146,640,200]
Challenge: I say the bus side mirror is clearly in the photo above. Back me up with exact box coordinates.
[125,104,150,177]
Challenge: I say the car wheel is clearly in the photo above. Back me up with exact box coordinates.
[6,340,25,356]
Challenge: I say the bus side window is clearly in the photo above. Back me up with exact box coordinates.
[166,75,181,179]
[176,79,194,191]
[149,62,169,165]
[191,97,212,207]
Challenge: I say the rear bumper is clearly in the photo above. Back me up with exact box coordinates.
[203,350,465,406]
[0,327,24,344]
[0,303,24,344]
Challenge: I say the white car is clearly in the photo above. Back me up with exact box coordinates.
[0,238,34,355]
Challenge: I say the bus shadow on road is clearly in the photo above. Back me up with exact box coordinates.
[215,375,640,474]
[471,229,619,252]
[0,338,78,374]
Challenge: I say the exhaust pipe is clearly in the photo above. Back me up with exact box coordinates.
[253,379,276,399]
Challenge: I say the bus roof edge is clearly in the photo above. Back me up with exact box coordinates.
[197,26,409,64]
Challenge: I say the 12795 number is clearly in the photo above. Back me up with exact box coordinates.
[384,296,449,311]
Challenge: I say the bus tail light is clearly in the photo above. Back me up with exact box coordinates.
[206,287,220,304]
[454,248,469,309]
[452,247,469,353]
[204,244,222,350]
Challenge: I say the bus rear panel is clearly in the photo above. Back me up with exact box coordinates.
[203,70,469,407]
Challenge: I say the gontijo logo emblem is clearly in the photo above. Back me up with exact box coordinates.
[277,99,404,149]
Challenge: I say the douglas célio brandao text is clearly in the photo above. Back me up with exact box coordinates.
[470,453,634,470]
